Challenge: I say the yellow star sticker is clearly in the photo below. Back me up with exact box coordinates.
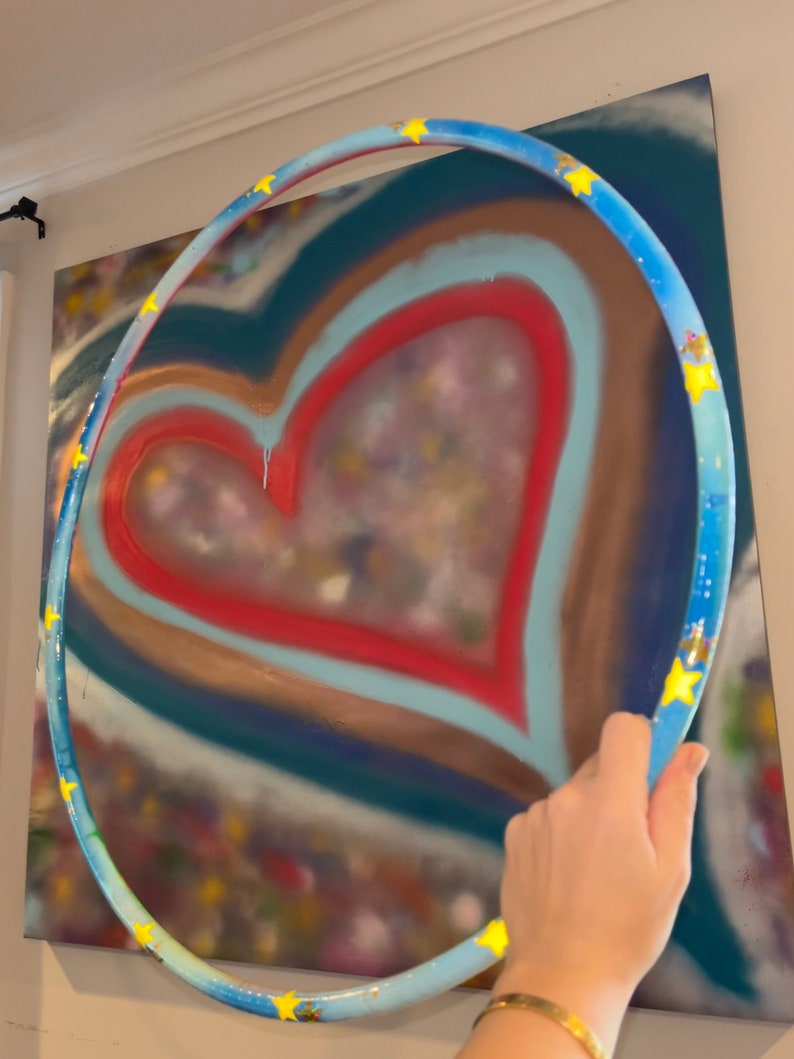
[684,361,719,404]
[44,605,61,631]
[59,776,78,803]
[475,919,510,959]
[72,444,88,470]
[254,174,276,195]
[273,989,302,1022]
[564,165,600,197]
[140,292,159,316]
[400,119,428,145]
[554,152,578,174]
[681,330,711,360]
[134,922,155,947]
[662,658,703,707]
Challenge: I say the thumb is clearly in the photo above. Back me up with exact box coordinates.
[648,742,708,882]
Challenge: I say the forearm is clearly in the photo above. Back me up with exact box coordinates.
[456,962,632,1059]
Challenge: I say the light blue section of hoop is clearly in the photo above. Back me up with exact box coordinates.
[45,119,735,1021]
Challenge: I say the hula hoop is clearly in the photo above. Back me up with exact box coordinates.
[45,119,735,1021]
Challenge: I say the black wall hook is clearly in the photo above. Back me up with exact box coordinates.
[0,196,46,239]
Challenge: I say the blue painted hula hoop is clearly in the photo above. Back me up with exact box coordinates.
[45,118,735,1021]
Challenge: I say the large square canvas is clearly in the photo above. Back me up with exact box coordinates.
[25,76,794,1019]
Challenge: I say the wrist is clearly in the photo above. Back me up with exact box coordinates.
[492,959,633,1054]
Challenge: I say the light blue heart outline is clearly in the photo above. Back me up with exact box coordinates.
[81,232,602,787]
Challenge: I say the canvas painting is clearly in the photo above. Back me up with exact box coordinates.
[26,76,794,1019]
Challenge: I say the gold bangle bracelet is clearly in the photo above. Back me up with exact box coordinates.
[473,993,609,1059]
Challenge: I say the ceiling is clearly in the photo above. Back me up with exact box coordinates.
[0,0,356,135]
[0,0,616,203]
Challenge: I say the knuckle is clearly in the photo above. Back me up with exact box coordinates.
[672,782,697,818]
[549,783,582,816]
[504,813,524,851]
[672,861,692,894]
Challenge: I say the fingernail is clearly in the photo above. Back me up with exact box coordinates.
[686,745,710,778]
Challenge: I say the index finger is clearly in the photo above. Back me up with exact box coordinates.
[596,711,652,798]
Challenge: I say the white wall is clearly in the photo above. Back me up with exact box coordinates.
[2,0,794,1055]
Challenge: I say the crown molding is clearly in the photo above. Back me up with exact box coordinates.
[0,0,619,203]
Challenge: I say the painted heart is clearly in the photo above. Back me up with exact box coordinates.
[81,231,603,783]
[102,279,569,731]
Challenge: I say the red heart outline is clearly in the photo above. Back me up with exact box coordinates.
[102,279,570,730]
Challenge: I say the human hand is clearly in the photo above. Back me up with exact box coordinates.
[496,712,708,1002]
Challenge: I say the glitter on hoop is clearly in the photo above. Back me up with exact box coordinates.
[45,118,735,1021]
